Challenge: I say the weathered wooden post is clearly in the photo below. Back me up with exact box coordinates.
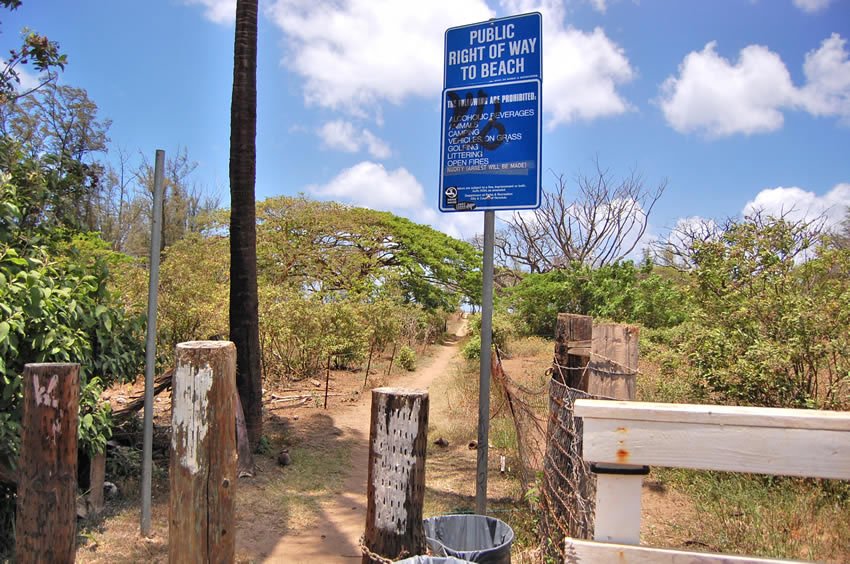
[169,341,237,564]
[587,323,638,400]
[88,450,107,515]
[15,363,80,563]
[362,388,429,563]
[553,313,592,389]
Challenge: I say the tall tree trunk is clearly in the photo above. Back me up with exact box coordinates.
[229,0,262,449]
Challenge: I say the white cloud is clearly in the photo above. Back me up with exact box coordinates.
[659,42,796,137]
[798,34,850,122]
[309,161,424,211]
[434,211,485,241]
[2,58,42,92]
[308,161,486,240]
[502,0,635,127]
[793,0,832,13]
[266,0,493,116]
[659,34,850,137]
[317,120,359,152]
[317,120,391,159]
[743,183,850,228]
[588,0,608,13]
[271,0,633,127]
[362,130,392,159]
[184,0,235,24]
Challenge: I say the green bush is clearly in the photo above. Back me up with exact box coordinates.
[0,175,144,553]
[682,218,850,409]
[461,335,483,360]
[466,311,515,352]
[502,260,689,337]
[397,345,416,371]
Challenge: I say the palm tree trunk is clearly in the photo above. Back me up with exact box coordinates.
[229,0,262,450]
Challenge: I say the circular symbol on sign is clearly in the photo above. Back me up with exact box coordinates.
[445,186,458,198]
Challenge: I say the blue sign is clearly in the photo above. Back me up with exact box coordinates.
[444,12,542,89]
[440,13,542,212]
[439,79,541,212]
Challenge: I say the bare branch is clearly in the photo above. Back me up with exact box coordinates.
[495,158,666,271]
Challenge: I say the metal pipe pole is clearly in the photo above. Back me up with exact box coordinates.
[141,149,165,537]
[475,209,495,514]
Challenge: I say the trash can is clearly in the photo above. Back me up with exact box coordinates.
[396,557,471,564]
[423,515,514,564]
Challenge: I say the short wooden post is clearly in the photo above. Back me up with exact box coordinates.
[553,313,592,389]
[362,388,429,563]
[15,363,80,564]
[169,341,237,564]
[88,450,107,515]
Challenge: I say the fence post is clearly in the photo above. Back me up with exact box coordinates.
[362,388,429,563]
[553,313,592,389]
[15,363,80,564]
[587,323,638,400]
[169,341,237,564]
[88,451,107,515]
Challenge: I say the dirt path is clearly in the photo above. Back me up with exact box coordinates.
[261,323,467,563]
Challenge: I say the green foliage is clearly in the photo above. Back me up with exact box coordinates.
[684,217,850,408]
[503,260,689,336]
[0,1,67,103]
[461,335,482,361]
[467,311,516,349]
[256,196,481,309]
[260,287,371,380]
[397,345,416,371]
[0,172,144,471]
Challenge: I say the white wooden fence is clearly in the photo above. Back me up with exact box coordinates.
[566,399,850,564]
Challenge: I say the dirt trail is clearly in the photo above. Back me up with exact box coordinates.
[261,322,467,563]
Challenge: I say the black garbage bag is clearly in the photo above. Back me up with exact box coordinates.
[423,515,514,564]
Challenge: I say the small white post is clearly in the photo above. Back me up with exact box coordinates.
[593,469,644,545]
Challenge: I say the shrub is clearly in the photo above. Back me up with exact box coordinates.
[683,217,850,409]
[397,345,416,371]
[503,260,689,336]
[461,335,483,360]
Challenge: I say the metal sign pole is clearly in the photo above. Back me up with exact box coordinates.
[141,149,165,537]
[475,209,496,514]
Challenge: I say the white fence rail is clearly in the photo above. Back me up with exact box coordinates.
[565,399,850,564]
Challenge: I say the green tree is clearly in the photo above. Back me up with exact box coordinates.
[256,196,481,309]
[0,171,144,553]
[0,82,109,231]
[229,0,262,449]
[121,147,218,256]
[502,260,688,336]
[684,214,850,408]
[0,1,66,103]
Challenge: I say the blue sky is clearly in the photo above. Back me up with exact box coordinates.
[6,0,850,243]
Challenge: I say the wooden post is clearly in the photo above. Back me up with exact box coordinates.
[553,313,592,389]
[169,341,237,564]
[587,323,638,400]
[364,340,376,386]
[324,355,331,409]
[89,451,107,515]
[15,363,80,564]
[386,343,397,376]
[362,388,429,563]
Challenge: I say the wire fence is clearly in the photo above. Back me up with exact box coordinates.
[492,350,631,560]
